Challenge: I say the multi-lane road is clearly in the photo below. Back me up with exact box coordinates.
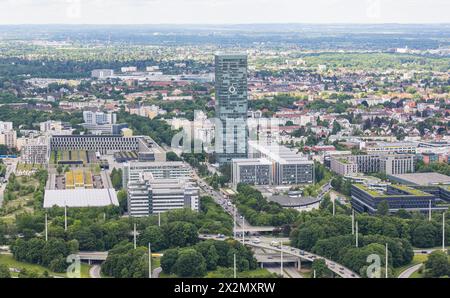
[191,165,360,277]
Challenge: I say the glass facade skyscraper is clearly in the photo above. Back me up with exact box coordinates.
[214,53,249,165]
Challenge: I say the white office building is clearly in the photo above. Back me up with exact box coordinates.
[232,158,272,186]
[248,141,315,185]
[127,173,199,217]
[123,161,192,187]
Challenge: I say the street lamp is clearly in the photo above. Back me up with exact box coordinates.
[148,243,152,279]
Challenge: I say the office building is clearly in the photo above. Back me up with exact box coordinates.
[389,172,450,186]
[379,154,415,175]
[231,158,272,186]
[83,111,117,125]
[21,137,49,164]
[127,173,199,217]
[122,161,192,187]
[49,135,166,160]
[248,141,314,185]
[91,69,114,79]
[331,154,415,176]
[330,157,358,176]
[215,53,249,165]
[351,184,447,214]
[363,142,417,155]
[82,111,125,134]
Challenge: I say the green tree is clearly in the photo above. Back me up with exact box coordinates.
[0,264,11,278]
[377,201,389,216]
[139,226,168,252]
[205,245,219,271]
[173,249,207,278]
[425,251,449,278]
[311,259,329,278]
[161,249,179,275]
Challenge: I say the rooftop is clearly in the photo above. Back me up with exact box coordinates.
[268,196,321,207]
[353,184,433,198]
[389,172,450,186]
[44,188,119,208]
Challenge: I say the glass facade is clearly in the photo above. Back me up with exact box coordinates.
[215,53,248,164]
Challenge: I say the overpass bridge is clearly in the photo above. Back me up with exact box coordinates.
[245,241,360,278]
[234,226,276,233]
[76,252,109,264]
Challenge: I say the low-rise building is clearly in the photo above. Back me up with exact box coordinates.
[351,184,447,214]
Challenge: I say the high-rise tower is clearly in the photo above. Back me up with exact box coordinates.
[215,53,248,165]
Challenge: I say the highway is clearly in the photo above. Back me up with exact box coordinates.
[191,163,357,277]
[244,240,360,278]
[200,234,360,278]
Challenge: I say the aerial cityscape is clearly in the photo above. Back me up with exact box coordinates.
[0,0,449,288]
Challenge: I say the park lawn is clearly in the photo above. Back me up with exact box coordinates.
[0,175,40,218]
[0,254,91,278]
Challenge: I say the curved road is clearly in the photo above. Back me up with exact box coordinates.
[398,263,423,279]
[89,265,102,278]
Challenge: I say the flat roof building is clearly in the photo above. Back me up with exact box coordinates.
[248,141,314,185]
[44,188,119,208]
[351,184,447,214]
[231,158,272,186]
[49,135,165,161]
[127,173,199,217]
[389,172,450,186]
[122,161,192,187]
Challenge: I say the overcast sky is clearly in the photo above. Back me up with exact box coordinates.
[0,0,449,25]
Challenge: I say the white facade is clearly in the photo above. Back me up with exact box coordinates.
[127,173,199,217]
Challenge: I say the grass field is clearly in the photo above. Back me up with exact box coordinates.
[0,176,40,220]
[0,254,91,278]
[16,163,43,173]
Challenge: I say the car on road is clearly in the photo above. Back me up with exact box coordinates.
[217,234,225,239]
[270,241,281,248]
[252,238,261,244]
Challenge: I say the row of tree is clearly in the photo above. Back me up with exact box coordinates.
[160,239,257,278]
[234,184,298,226]
[11,238,79,273]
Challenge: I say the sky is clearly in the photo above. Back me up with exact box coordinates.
[0,0,449,25]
